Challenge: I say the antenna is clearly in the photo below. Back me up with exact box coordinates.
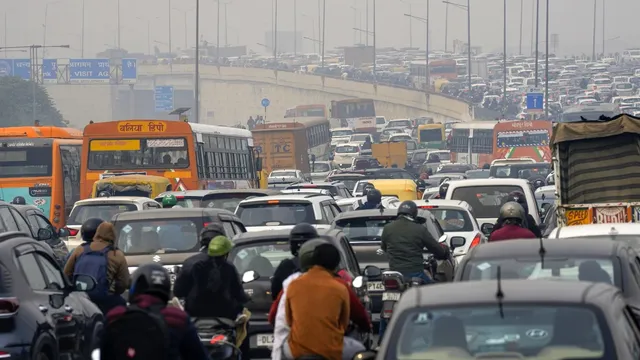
[496,266,505,319]
[538,237,547,269]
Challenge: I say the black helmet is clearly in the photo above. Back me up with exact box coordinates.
[11,196,25,205]
[289,223,318,256]
[81,218,104,242]
[367,189,382,204]
[128,264,171,303]
[397,200,418,219]
[200,222,225,248]
[439,182,450,198]
[507,191,528,212]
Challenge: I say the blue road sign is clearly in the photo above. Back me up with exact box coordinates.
[42,59,58,83]
[0,59,12,77]
[261,98,270,107]
[121,59,137,84]
[526,92,544,112]
[69,59,110,83]
[154,86,174,112]
[13,59,30,80]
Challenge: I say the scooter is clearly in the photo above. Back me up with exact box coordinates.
[194,316,246,359]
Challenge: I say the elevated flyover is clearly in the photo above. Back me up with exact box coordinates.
[47,64,473,127]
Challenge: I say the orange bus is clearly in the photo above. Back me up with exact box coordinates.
[81,120,260,199]
[0,126,83,228]
[493,120,553,161]
[284,104,327,118]
[449,121,497,166]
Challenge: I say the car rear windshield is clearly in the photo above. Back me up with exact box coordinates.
[388,305,611,359]
[311,163,331,173]
[334,217,394,241]
[229,240,291,279]
[236,203,315,226]
[202,193,262,212]
[336,145,359,153]
[115,218,202,255]
[67,203,137,225]
[428,209,474,232]
[450,185,523,218]
[270,171,297,178]
[461,257,619,286]
[287,185,339,196]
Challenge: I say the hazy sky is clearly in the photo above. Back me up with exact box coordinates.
[3,0,638,59]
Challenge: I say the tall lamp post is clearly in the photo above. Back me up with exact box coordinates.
[301,13,317,53]
[172,7,191,50]
[404,13,429,95]
[400,0,413,48]
[544,0,549,119]
[442,0,471,93]
[194,0,200,123]
[503,0,507,117]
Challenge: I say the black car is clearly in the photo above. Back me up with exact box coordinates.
[230,228,363,359]
[12,205,69,264]
[454,237,640,307]
[0,232,103,360]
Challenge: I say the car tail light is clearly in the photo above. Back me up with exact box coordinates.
[210,334,227,345]
[470,234,482,248]
[0,351,10,359]
[383,278,402,291]
[0,297,19,318]
[418,205,438,209]
[66,227,79,237]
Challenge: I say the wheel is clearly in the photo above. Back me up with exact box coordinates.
[84,321,104,359]
[34,351,50,360]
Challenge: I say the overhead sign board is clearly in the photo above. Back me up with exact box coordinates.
[154,86,174,112]
[13,59,30,80]
[68,59,110,83]
[42,59,58,83]
[526,92,544,113]
[121,58,137,84]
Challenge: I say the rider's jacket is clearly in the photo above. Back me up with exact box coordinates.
[381,216,448,274]
[357,201,382,210]
[493,213,542,237]
[271,272,302,360]
[271,257,300,300]
[489,224,536,242]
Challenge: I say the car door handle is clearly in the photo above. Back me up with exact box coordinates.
[38,305,48,313]
[64,305,73,313]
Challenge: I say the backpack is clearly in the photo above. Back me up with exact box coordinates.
[73,244,111,298]
[101,304,172,360]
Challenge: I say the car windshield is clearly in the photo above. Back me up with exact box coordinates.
[270,171,297,178]
[466,171,491,179]
[389,305,610,359]
[311,163,331,172]
[429,209,474,232]
[383,129,402,135]
[462,258,618,286]
[67,203,138,225]
[333,217,394,241]
[492,164,551,179]
[616,83,633,89]
[350,134,370,142]
[202,194,257,212]
[236,203,315,226]
[115,218,201,254]
[229,241,291,279]
[288,185,339,196]
[332,130,353,137]
[389,120,411,128]
[439,165,471,174]
[429,152,451,161]
[405,142,417,150]
[336,146,359,153]
[450,185,523,218]
[376,117,386,124]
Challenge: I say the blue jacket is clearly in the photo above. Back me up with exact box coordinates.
[358,201,382,210]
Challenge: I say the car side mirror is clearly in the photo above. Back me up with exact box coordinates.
[37,228,53,241]
[352,350,377,360]
[363,265,382,278]
[450,236,466,250]
[58,228,70,238]
[481,223,494,236]
[242,270,259,283]
[352,276,364,289]
[75,274,97,292]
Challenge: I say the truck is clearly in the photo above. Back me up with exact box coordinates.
[371,142,407,169]
[553,114,640,227]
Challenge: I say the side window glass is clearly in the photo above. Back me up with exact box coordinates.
[0,207,19,232]
[18,253,47,290]
[10,208,31,234]
[60,145,82,221]
[27,214,41,234]
[340,237,359,273]
[618,306,640,358]
[36,253,65,290]
[331,204,342,215]
[221,222,235,236]
[232,222,246,234]
[322,204,335,223]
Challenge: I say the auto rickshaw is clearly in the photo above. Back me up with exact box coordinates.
[366,179,420,201]
[91,175,172,199]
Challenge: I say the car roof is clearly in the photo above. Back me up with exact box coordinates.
[237,194,334,205]
[156,189,282,198]
[550,223,640,238]
[396,279,620,310]
[288,182,340,187]
[233,228,342,245]
[413,199,471,210]
[74,197,153,206]
[447,178,531,187]
[156,190,214,198]
[535,185,555,193]
[467,237,620,260]
[11,204,43,213]
[112,208,238,221]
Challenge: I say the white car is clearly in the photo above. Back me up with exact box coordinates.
[385,119,413,134]
[267,169,307,187]
[388,133,413,143]
[375,116,387,133]
[380,127,406,142]
[309,161,338,182]
[348,133,373,147]
[330,127,354,147]
[65,197,159,249]
[547,223,640,241]
[235,194,340,232]
[333,143,361,168]
[338,196,401,212]
[444,178,540,229]
[413,199,487,263]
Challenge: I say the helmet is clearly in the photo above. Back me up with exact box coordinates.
[299,238,329,271]
[200,222,225,248]
[11,196,25,205]
[81,218,104,242]
[208,235,234,257]
[500,202,526,223]
[366,189,382,204]
[439,182,450,198]
[129,263,171,303]
[397,200,418,219]
[507,191,528,212]
[362,183,375,196]
[161,194,177,208]
[289,223,318,256]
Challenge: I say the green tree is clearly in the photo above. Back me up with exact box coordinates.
[0,76,66,127]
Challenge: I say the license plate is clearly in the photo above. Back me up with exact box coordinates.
[256,333,274,347]
[565,209,590,226]
[382,292,401,301]
[367,281,384,292]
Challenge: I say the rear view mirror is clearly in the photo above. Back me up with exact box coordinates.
[242,270,259,283]
[37,228,53,241]
[481,223,494,236]
[352,350,377,360]
[75,275,97,292]
[255,158,263,172]
[438,234,448,244]
[352,276,364,289]
[450,236,466,249]
[363,265,382,278]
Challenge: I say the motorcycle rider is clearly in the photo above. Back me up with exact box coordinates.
[270,223,318,300]
[433,182,450,199]
[489,202,537,242]
[379,200,450,341]
[161,194,178,208]
[64,218,104,263]
[357,188,383,210]
[492,191,542,237]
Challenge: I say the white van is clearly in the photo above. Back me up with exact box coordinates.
[333,143,361,168]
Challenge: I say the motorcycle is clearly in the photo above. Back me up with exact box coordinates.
[194,317,245,359]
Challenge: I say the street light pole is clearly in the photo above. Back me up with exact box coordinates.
[408,2,413,48]
[534,0,540,87]
[195,0,200,123]
[591,0,596,60]
[545,0,549,119]
[168,0,172,70]
[518,0,523,55]
[426,1,430,90]
[274,0,278,61]
[293,0,297,55]
[444,2,448,52]
[373,0,376,77]
[216,0,220,63]
[503,0,507,116]
[601,0,605,56]
[365,0,369,46]
[466,0,471,93]
[117,0,121,49]
[321,0,326,68]
[81,0,85,57]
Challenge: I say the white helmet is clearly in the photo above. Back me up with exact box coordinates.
[172,205,183,209]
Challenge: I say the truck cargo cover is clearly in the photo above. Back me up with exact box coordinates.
[552,114,640,204]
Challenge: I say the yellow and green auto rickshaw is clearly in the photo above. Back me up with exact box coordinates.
[91,175,172,199]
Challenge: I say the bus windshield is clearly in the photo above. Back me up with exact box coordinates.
[332,101,375,118]
[88,138,189,170]
[419,128,444,142]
